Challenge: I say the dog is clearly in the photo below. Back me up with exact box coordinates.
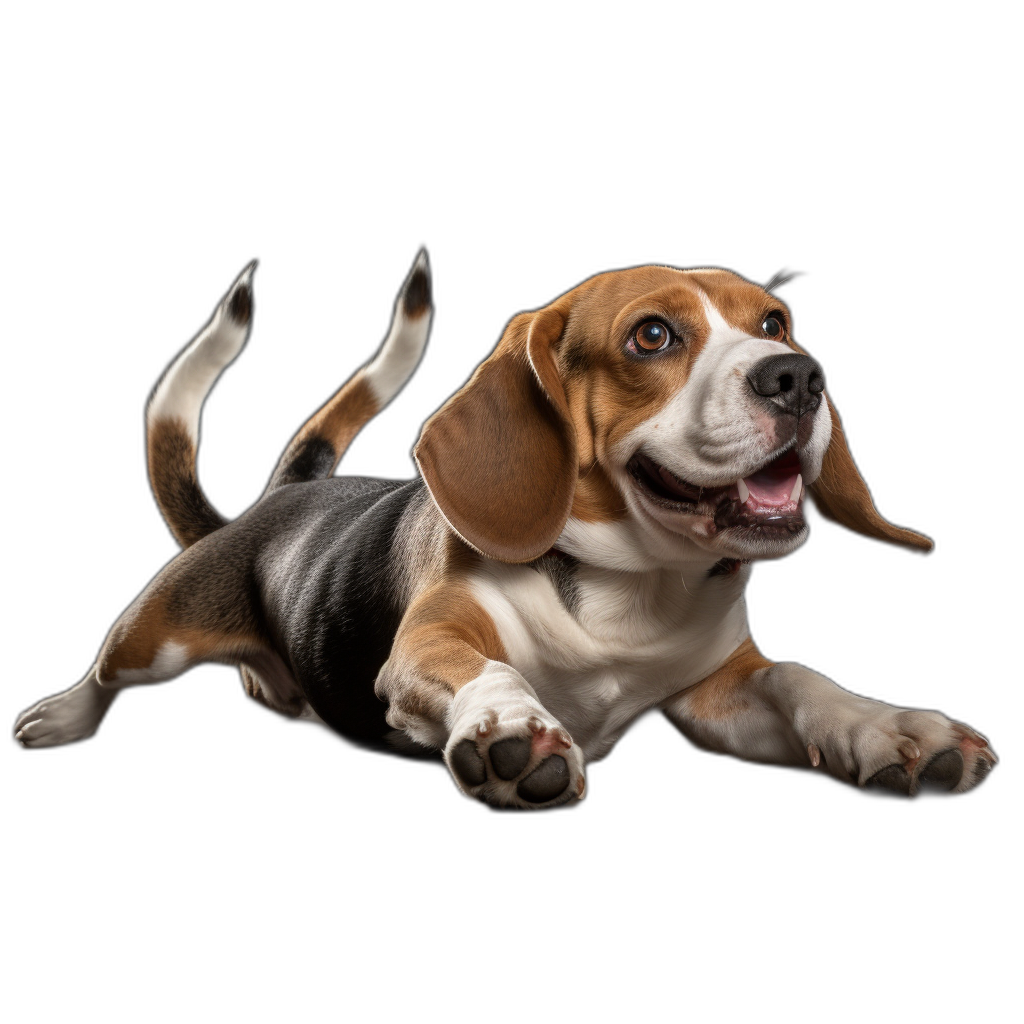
[14,252,998,806]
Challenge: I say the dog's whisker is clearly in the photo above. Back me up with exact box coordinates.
[764,268,802,292]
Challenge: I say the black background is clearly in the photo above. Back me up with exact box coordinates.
[9,130,1015,921]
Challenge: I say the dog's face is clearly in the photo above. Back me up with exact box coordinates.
[416,265,931,566]
[551,266,832,562]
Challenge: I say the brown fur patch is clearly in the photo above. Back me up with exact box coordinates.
[571,463,626,522]
[97,588,262,685]
[686,269,795,345]
[147,417,227,547]
[377,549,508,734]
[292,371,379,463]
[679,637,773,721]
[552,270,731,522]
[270,371,379,489]
[94,527,268,687]
[809,400,933,551]
[394,580,508,692]
[415,310,579,562]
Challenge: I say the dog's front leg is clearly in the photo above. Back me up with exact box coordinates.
[376,587,585,808]
[663,640,997,794]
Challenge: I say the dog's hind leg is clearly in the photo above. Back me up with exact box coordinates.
[238,661,318,721]
[14,667,117,748]
[14,530,304,747]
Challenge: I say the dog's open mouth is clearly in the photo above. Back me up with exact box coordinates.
[626,449,806,537]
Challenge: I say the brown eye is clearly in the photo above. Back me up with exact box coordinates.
[762,314,785,339]
[634,320,672,352]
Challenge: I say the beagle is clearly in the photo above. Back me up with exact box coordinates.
[14,252,998,806]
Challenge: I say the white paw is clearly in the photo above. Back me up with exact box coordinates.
[444,666,585,808]
[803,701,997,795]
[14,674,115,748]
[446,709,586,808]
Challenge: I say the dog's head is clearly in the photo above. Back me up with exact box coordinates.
[415,265,931,565]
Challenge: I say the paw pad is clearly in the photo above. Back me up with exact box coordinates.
[489,736,532,780]
[450,739,486,787]
[868,763,912,795]
[446,709,583,808]
[517,755,570,803]
[920,748,964,790]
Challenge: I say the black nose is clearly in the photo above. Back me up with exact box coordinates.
[746,353,825,417]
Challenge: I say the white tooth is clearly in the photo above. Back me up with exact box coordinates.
[737,478,750,504]
[790,474,803,504]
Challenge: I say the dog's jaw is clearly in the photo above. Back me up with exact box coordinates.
[623,448,810,560]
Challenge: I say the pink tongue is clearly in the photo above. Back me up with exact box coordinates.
[744,470,799,507]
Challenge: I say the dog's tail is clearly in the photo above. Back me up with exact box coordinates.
[146,261,256,547]
[264,248,432,492]
[146,250,432,547]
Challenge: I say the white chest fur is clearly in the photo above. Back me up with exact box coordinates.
[468,553,751,760]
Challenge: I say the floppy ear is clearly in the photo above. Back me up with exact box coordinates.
[414,305,578,563]
[809,397,933,552]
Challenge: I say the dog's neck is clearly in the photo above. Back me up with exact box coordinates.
[549,518,750,646]
[554,515,726,576]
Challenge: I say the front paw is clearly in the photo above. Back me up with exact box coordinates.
[806,706,997,795]
[446,706,585,809]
